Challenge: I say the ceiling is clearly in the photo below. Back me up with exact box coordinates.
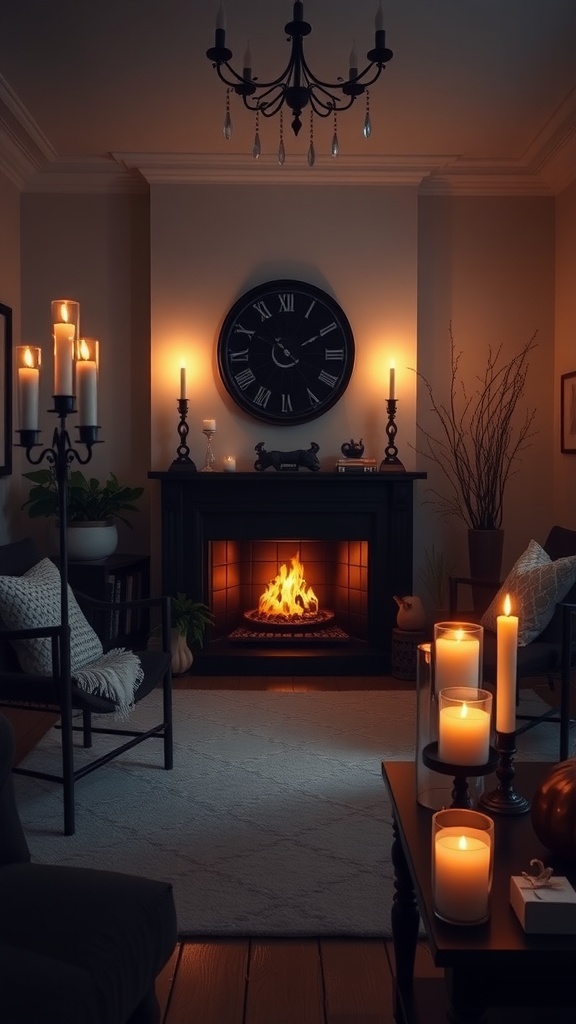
[1,0,576,192]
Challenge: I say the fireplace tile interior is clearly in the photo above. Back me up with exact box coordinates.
[210,538,368,641]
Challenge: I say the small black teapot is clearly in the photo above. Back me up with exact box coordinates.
[340,438,364,459]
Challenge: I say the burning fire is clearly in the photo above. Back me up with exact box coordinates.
[258,552,319,621]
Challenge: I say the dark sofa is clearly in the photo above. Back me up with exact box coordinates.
[0,712,178,1024]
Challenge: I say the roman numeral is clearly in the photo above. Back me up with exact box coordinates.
[281,394,293,413]
[318,370,338,388]
[307,388,320,406]
[278,293,294,313]
[253,301,272,321]
[304,300,316,319]
[234,368,256,390]
[230,349,249,362]
[319,322,338,336]
[254,386,271,408]
[325,348,344,360]
[234,322,255,337]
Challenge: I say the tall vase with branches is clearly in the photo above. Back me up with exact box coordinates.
[413,326,538,597]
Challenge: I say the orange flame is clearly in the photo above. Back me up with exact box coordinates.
[258,552,319,620]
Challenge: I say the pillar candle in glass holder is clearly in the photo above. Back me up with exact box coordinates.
[438,687,492,765]
[52,299,79,396]
[434,622,482,690]
[496,593,518,734]
[432,808,494,925]
[16,346,41,430]
[75,338,98,426]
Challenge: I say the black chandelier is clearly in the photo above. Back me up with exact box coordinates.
[206,1,393,165]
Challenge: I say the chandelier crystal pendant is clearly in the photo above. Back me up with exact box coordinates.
[206,1,393,162]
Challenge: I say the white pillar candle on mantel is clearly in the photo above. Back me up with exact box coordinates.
[17,346,41,430]
[75,338,98,426]
[435,629,481,690]
[52,299,79,396]
[433,828,491,924]
[203,419,216,431]
[223,456,236,472]
[438,701,491,766]
[496,593,518,734]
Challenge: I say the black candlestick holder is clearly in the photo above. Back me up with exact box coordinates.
[479,731,530,815]
[422,742,499,809]
[379,398,405,472]
[17,396,99,835]
[169,398,196,472]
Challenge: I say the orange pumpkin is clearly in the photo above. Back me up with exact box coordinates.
[530,759,576,861]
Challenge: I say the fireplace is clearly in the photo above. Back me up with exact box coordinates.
[148,470,425,675]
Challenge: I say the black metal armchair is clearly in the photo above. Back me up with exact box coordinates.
[0,538,173,835]
[449,526,576,761]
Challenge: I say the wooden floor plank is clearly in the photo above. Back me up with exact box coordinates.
[164,940,249,1024]
[245,940,325,1024]
[320,939,395,1024]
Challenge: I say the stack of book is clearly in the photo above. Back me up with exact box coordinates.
[335,458,378,474]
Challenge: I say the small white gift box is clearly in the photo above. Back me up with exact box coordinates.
[510,875,576,934]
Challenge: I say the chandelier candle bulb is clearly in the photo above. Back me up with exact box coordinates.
[17,346,40,431]
[349,42,358,78]
[375,2,384,32]
[202,419,216,431]
[496,594,518,734]
[243,42,252,78]
[75,339,98,426]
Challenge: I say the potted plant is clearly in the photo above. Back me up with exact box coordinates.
[22,468,144,560]
[413,326,538,594]
[170,593,214,675]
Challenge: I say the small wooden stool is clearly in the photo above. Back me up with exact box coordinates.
[391,627,428,681]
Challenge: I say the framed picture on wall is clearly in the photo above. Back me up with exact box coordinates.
[0,303,12,477]
[561,370,576,454]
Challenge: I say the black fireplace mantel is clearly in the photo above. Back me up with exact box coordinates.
[148,470,426,675]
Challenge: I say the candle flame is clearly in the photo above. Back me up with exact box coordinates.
[455,629,464,642]
[23,346,34,368]
[59,303,68,323]
[458,835,469,850]
[79,339,90,361]
[503,593,512,616]
[459,702,469,719]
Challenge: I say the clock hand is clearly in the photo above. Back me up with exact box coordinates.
[300,335,318,347]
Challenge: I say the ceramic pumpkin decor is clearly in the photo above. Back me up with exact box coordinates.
[393,595,426,631]
[530,759,576,861]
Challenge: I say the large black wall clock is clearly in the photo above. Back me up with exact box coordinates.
[217,279,355,425]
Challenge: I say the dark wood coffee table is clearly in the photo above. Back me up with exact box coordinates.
[382,761,576,1024]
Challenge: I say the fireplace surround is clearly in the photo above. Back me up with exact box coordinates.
[148,470,426,675]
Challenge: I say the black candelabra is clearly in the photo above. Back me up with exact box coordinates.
[169,398,197,472]
[380,398,405,471]
[479,731,530,816]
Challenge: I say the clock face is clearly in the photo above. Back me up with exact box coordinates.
[217,279,355,425]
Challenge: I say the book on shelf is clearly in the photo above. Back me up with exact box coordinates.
[336,458,378,474]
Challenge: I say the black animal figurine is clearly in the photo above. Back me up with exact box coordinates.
[254,442,320,472]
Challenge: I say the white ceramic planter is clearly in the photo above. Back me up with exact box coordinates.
[65,521,119,561]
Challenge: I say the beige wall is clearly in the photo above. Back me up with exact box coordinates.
[416,195,556,582]
[554,178,576,524]
[149,184,420,473]
[4,182,562,599]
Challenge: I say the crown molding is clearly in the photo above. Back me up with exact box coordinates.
[1,72,575,196]
[112,151,443,186]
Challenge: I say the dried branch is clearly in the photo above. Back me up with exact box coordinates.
[411,327,538,530]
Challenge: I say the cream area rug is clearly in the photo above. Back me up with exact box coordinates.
[14,689,560,938]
